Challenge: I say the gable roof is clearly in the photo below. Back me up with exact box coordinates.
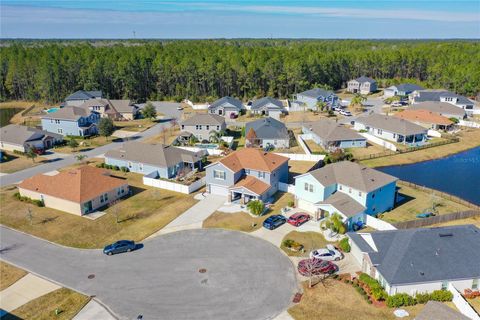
[416,301,470,320]
[216,148,289,173]
[244,117,289,140]
[109,100,135,113]
[410,101,466,117]
[353,76,376,84]
[304,161,397,192]
[209,96,243,111]
[181,113,226,126]
[299,88,335,99]
[390,83,423,93]
[318,192,366,217]
[355,113,427,135]
[18,166,126,203]
[348,225,480,285]
[65,90,102,101]
[42,106,92,121]
[230,175,271,196]
[394,109,453,126]
[104,141,206,168]
[413,90,473,105]
[0,124,62,145]
[251,97,284,110]
[305,119,366,142]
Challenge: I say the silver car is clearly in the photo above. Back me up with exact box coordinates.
[309,244,343,261]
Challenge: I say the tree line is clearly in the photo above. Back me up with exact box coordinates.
[0,39,479,104]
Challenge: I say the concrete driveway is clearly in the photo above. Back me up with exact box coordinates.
[0,226,297,320]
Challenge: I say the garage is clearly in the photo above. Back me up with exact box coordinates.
[208,183,229,196]
[297,198,318,214]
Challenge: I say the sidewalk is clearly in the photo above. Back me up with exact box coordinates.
[73,300,116,320]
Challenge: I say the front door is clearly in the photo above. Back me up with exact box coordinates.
[83,201,93,214]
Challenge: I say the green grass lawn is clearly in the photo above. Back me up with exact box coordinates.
[280,231,332,257]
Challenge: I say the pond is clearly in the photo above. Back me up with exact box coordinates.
[0,108,22,127]
[377,147,480,205]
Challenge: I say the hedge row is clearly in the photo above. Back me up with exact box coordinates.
[386,290,453,308]
[14,192,44,207]
[96,163,129,172]
[359,273,388,301]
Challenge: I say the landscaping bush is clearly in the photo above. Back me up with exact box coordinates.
[415,293,430,304]
[338,238,351,252]
[13,150,26,156]
[359,273,388,300]
[282,239,303,251]
[120,166,129,172]
[13,192,44,207]
[287,200,295,207]
[430,290,453,302]
[113,165,120,171]
[386,293,416,308]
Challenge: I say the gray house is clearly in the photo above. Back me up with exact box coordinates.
[0,124,63,153]
[208,96,243,119]
[205,148,289,203]
[41,106,100,137]
[180,114,226,142]
[295,88,339,110]
[410,90,474,116]
[302,119,367,151]
[347,76,377,94]
[410,101,466,121]
[384,83,424,97]
[104,141,206,179]
[65,90,103,107]
[245,117,290,149]
[250,97,285,120]
[348,225,480,296]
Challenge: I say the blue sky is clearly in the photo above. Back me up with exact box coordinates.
[1,0,479,38]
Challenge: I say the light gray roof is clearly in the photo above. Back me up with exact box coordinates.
[389,83,423,93]
[251,97,284,110]
[411,101,466,117]
[348,225,480,285]
[352,76,376,84]
[413,90,473,105]
[65,90,102,101]
[209,96,243,111]
[415,301,470,320]
[355,114,427,135]
[0,124,62,145]
[104,141,206,168]
[317,192,366,217]
[109,100,135,113]
[181,114,226,126]
[304,161,397,193]
[305,120,366,143]
[299,88,335,99]
[41,106,92,121]
[244,117,289,140]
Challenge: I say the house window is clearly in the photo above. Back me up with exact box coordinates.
[55,120,61,124]
[393,133,396,138]
[100,195,104,203]
[216,126,220,130]
[359,191,362,197]
[304,183,309,191]
[339,185,342,190]
[206,125,210,130]
[213,170,226,180]
[57,129,63,134]
[128,161,132,169]
[104,193,109,201]
[372,193,375,199]
[349,188,352,193]
[258,171,265,178]
[309,184,313,192]
[117,188,122,195]
[441,281,449,290]
[473,279,479,290]
[139,163,143,171]
[245,169,250,174]
[377,129,382,134]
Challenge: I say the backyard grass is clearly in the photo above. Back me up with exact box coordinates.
[303,139,326,154]
[3,288,90,320]
[144,127,181,145]
[427,215,480,228]
[288,160,318,183]
[114,118,157,132]
[380,183,470,224]
[0,261,28,291]
[280,231,332,257]
[0,152,47,174]
[282,111,334,123]
[467,298,480,314]
[347,142,389,160]
[0,164,198,248]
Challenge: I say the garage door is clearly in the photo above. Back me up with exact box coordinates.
[208,184,229,196]
[297,199,318,214]
[349,239,364,267]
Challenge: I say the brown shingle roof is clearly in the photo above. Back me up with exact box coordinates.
[394,109,453,126]
[18,166,127,203]
[230,176,271,195]
[218,148,288,173]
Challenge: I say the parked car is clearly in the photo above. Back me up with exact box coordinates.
[263,215,287,230]
[297,258,338,276]
[103,240,136,255]
[309,244,343,261]
[287,212,311,227]
[340,110,352,116]
[177,106,183,110]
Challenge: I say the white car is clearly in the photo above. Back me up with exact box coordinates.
[340,110,352,116]
[309,244,343,261]
[176,106,184,110]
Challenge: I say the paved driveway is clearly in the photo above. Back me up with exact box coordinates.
[0,226,297,320]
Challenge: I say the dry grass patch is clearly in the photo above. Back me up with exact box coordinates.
[288,160,318,183]
[281,231,332,257]
[303,139,326,154]
[282,111,333,123]
[3,288,90,320]
[0,261,27,291]
[114,118,157,132]
[144,127,181,145]
[347,142,389,160]
[0,152,47,173]
[52,136,117,154]
[467,298,480,314]
[427,215,480,228]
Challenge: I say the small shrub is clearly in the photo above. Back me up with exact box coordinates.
[120,166,129,172]
[415,293,430,304]
[338,238,351,252]
[386,293,416,308]
[287,200,295,207]
[33,200,44,207]
[367,299,372,304]
[430,290,453,302]
[113,165,120,171]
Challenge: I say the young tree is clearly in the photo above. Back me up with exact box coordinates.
[68,138,79,151]
[349,94,367,113]
[26,207,33,225]
[169,117,178,134]
[320,212,347,235]
[26,147,38,163]
[316,101,328,112]
[142,102,157,120]
[109,199,122,224]
[98,117,115,140]
[246,200,265,216]
[75,154,87,163]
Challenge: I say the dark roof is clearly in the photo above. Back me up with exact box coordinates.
[355,114,427,136]
[181,114,226,126]
[65,90,102,101]
[353,76,376,84]
[299,88,335,99]
[416,301,470,320]
[209,96,243,111]
[410,102,466,117]
[348,225,480,285]
[413,90,473,105]
[389,83,424,93]
[305,120,366,142]
[251,97,284,110]
[0,124,62,145]
[244,117,289,140]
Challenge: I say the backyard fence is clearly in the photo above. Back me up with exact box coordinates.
[365,215,397,230]
[278,182,295,194]
[448,283,480,320]
[275,152,325,162]
[359,132,397,151]
[393,210,480,229]
[459,120,480,128]
[143,173,206,194]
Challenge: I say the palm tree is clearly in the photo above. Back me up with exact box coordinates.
[209,130,220,143]
[349,94,367,113]
[320,212,346,234]
[316,101,328,112]
[247,200,265,216]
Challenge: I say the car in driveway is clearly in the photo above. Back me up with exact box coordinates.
[340,110,352,116]
[287,213,311,227]
[103,240,136,255]
[297,258,338,276]
[309,244,343,261]
[263,215,287,230]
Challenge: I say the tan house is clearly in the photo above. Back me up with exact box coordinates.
[81,99,139,120]
[18,166,129,216]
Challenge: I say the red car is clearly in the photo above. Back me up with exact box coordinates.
[297,258,338,276]
[287,212,311,227]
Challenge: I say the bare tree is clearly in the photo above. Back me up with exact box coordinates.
[26,207,33,225]
[170,117,178,135]
[160,127,169,145]
[109,199,122,223]
[302,258,319,289]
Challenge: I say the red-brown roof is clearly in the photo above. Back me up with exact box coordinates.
[18,166,127,203]
[394,109,453,126]
[218,148,288,173]
[229,176,271,195]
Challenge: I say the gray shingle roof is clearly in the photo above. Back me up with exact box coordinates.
[65,90,102,101]
[348,225,480,285]
[109,100,135,113]
[299,88,335,99]
[413,90,473,105]
[415,301,470,320]
[411,101,466,117]
[317,192,366,217]
[305,120,366,143]
[209,96,243,111]
[251,97,284,110]
[355,114,427,136]
[392,83,424,93]
[304,161,397,192]
[41,106,91,121]
[0,124,62,145]
[104,141,206,168]
[181,114,226,126]
[244,117,289,140]
[354,76,376,84]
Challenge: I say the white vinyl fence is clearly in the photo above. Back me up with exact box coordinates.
[365,215,397,231]
[448,283,480,320]
[184,99,209,110]
[274,153,325,162]
[359,132,397,151]
[278,182,295,194]
[427,129,442,138]
[143,172,206,194]
[179,146,223,156]
[297,134,312,154]
[459,120,480,128]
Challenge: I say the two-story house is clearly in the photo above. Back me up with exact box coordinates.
[302,119,367,151]
[347,76,377,95]
[384,83,424,98]
[65,90,102,107]
[250,97,286,120]
[180,114,226,142]
[208,96,243,119]
[294,161,397,229]
[205,148,289,203]
[410,90,475,116]
[245,117,290,149]
[353,114,428,146]
[82,99,139,120]
[41,106,100,137]
[295,88,339,110]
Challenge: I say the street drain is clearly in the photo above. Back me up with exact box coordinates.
[199,268,207,273]
[87,274,95,279]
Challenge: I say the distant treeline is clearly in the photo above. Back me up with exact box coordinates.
[0,39,479,103]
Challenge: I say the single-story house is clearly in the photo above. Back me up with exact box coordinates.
[394,109,454,131]
[180,114,226,142]
[41,106,100,137]
[410,101,466,121]
[347,76,377,95]
[295,88,339,110]
[294,161,398,228]
[250,97,286,120]
[0,124,63,153]
[410,90,474,116]
[208,96,243,119]
[206,148,289,203]
[65,90,102,107]
[353,114,428,147]
[347,225,480,296]
[384,83,424,98]
[18,166,129,216]
[302,119,367,151]
[104,141,206,179]
[81,99,139,120]
[245,117,290,149]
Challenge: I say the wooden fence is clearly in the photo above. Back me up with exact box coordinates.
[394,210,480,229]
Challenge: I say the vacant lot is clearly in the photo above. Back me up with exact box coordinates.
[281,231,332,257]
[0,152,47,174]
[0,261,27,291]
[52,135,118,154]
[114,118,157,132]
[144,127,181,145]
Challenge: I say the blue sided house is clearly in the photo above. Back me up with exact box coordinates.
[295,88,339,110]
[41,106,100,137]
[294,161,398,229]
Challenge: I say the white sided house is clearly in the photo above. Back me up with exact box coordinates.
[0,124,63,153]
[250,97,286,120]
[208,96,244,119]
[347,225,480,296]
[245,117,290,149]
[302,119,367,151]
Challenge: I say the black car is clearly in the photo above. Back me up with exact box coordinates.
[263,215,287,230]
[103,240,136,255]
